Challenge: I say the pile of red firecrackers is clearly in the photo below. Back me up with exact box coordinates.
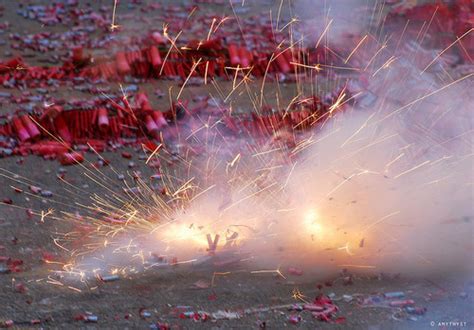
[0,35,346,163]
[0,88,342,164]
[0,0,472,164]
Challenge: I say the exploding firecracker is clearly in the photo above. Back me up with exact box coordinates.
[0,0,472,328]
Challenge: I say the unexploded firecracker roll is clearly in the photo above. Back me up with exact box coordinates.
[31,141,69,156]
[149,45,162,67]
[116,52,131,75]
[54,116,72,142]
[97,108,109,130]
[12,117,31,142]
[145,114,159,137]
[238,47,250,67]
[59,152,84,166]
[275,50,291,73]
[136,92,152,111]
[227,44,241,66]
[21,115,41,140]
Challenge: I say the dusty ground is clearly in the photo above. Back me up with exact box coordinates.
[0,0,473,329]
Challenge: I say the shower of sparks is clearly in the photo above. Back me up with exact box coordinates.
[0,0,470,290]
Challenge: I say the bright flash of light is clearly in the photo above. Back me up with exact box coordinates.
[302,209,324,235]
[159,222,210,248]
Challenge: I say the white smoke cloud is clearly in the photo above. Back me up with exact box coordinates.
[67,0,473,280]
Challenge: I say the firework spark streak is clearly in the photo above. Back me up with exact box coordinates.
[0,1,471,300]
